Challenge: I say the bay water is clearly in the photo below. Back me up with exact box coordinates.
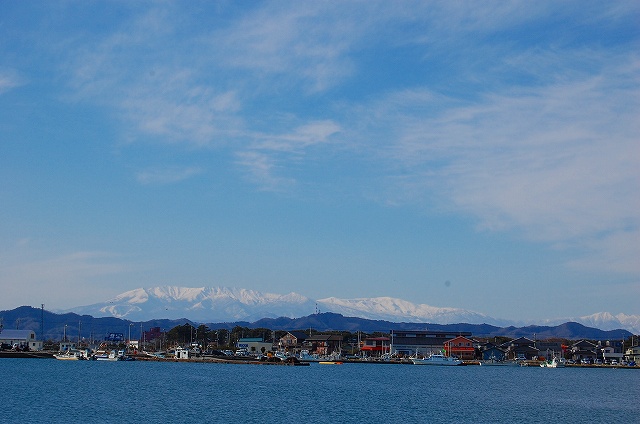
[2,359,638,423]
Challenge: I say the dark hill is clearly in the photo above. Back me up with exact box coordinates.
[1,307,632,341]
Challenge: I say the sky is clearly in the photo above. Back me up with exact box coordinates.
[0,1,638,322]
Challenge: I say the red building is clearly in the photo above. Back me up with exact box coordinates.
[444,336,475,360]
[361,337,391,357]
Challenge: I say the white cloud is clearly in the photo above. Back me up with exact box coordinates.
[235,150,294,192]
[252,120,341,152]
[47,2,638,277]
[0,69,24,94]
[357,54,639,274]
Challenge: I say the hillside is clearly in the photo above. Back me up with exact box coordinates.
[0,306,632,341]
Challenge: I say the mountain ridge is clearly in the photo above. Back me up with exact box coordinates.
[0,307,632,341]
[58,285,640,334]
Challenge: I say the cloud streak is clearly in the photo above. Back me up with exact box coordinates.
[47,2,640,277]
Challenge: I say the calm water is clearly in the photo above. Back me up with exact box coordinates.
[1,359,638,423]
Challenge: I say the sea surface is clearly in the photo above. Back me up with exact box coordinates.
[1,359,638,423]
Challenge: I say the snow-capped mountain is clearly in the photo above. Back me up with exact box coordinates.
[316,296,511,326]
[64,286,640,333]
[540,312,640,335]
[66,286,317,322]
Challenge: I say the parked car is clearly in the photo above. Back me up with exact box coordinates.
[581,358,592,364]
[595,359,603,365]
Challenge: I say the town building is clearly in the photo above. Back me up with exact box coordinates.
[444,336,475,360]
[361,336,391,357]
[0,329,43,351]
[624,345,640,362]
[500,337,539,360]
[570,340,597,362]
[142,327,163,342]
[479,343,506,361]
[278,331,308,353]
[390,330,472,356]
[535,341,566,360]
[236,337,273,355]
[594,340,624,363]
[304,334,344,355]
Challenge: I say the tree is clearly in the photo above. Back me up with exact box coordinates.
[196,324,210,348]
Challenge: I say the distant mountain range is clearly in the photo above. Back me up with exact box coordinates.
[60,286,640,334]
[0,306,632,342]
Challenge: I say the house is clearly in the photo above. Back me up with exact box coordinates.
[59,341,76,352]
[360,337,391,357]
[594,340,624,363]
[304,334,344,355]
[175,347,190,359]
[444,336,475,360]
[0,329,43,351]
[570,340,597,362]
[142,327,163,341]
[390,330,472,356]
[536,341,566,360]
[624,345,640,362]
[480,343,506,361]
[500,337,539,360]
[237,337,272,355]
[278,331,308,353]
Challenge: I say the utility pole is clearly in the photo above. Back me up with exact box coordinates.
[41,304,44,341]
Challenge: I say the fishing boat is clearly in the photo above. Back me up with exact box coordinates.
[412,353,462,366]
[93,349,127,361]
[540,357,565,368]
[53,350,83,360]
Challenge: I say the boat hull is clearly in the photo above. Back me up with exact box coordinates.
[412,354,462,366]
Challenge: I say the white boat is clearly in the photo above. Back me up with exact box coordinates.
[93,350,126,361]
[412,353,463,366]
[481,359,518,366]
[540,357,565,368]
[53,350,83,360]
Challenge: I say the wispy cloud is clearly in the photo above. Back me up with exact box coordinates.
[0,69,24,94]
[235,150,294,192]
[356,53,639,273]
[49,2,638,276]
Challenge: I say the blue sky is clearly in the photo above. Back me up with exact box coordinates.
[1,1,638,321]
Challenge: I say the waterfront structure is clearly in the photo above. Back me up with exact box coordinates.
[444,336,475,360]
[143,327,163,342]
[624,345,640,362]
[59,342,76,352]
[535,341,565,360]
[595,340,624,363]
[304,334,344,355]
[0,329,43,351]
[278,331,308,353]
[176,347,190,359]
[237,337,272,355]
[390,330,472,357]
[500,337,539,360]
[480,343,507,361]
[360,336,391,357]
[570,340,598,362]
